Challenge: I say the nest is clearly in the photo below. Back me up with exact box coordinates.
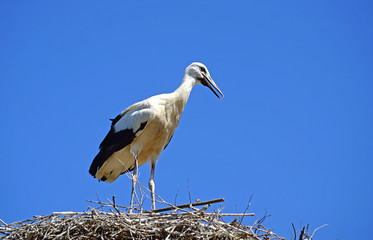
[0,196,288,240]
[1,180,323,240]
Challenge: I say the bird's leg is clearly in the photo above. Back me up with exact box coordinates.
[149,161,156,210]
[129,154,139,213]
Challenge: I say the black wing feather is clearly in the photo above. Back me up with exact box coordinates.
[89,119,147,178]
[109,113,124,127]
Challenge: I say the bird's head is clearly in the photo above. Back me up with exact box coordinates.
[185,62,224,99]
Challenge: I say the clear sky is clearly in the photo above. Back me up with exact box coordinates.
[1,1,372,239]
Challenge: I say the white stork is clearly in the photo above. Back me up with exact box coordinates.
[89,62,224,210]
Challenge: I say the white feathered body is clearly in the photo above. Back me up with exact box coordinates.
[94,78,194,182]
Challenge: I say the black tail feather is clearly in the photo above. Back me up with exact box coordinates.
[89,149,111,178]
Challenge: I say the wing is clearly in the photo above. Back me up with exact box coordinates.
[89,101,156,178]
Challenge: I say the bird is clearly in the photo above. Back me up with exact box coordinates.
[89,62,224,211]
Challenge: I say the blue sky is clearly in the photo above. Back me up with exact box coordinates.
[1,1,372,239]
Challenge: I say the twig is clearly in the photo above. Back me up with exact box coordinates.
[53,212,86,216]
[0,219,8,226]
[240,194,254,224]
[310,224,328,239]
[149,198,225,213]
[218,213,255,217]
[187,179,192,204]
[292,223,297,240]
[112,195,121,214]
[174,186,179,206]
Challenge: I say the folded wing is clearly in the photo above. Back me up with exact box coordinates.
[89,101,155,178]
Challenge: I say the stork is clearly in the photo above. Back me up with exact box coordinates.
[89,62,224,211]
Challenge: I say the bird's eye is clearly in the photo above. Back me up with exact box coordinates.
[200,67,207,74]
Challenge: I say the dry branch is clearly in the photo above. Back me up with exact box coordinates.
[150,197,225,213]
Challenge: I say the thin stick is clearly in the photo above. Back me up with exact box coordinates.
[53,212,86,216]
[218,213,255,217]
[112,196,121,214]
[0,219,8,226]
[240,194,253,224]
[187,179,192,204]
[310,224,328,239]
[149,198,225,213]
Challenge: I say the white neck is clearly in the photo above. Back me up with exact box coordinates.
[171,75,196,114]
